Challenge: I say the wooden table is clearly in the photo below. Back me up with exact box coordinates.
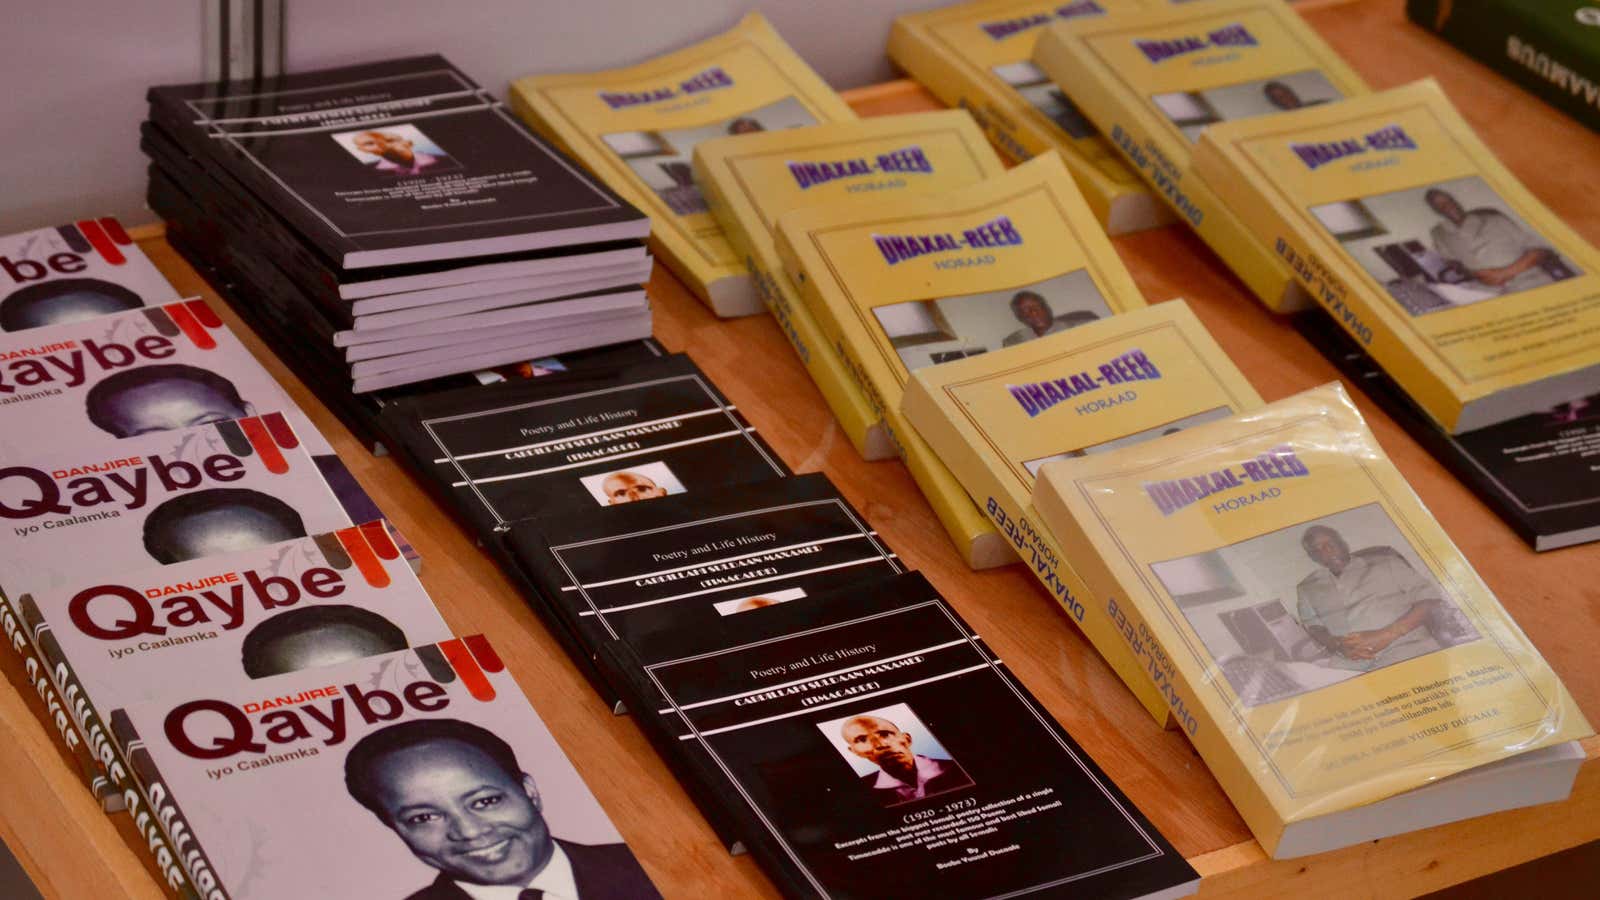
[3,1,1598,896]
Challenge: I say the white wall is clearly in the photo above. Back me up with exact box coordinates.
[0,1,933,235]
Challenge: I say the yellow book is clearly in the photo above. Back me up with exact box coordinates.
[1195,80,1600,432]
[694,112,1006,461]
[1032,383,1592,857]
[1032,0,1370,312]
[903,300,1262,724]
[509,13,856,317]
[774,152,1147,569]
[887,0,1173,235]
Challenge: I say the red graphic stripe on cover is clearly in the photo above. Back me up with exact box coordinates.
[76,219,125,266]
[360,520,400,560]
[439,639,496,702]
[415,644,456,684]
[464,635,504,673]
[262,411,299,449]
[212,419,253,457]
[54,224,91,253]
[164,302,216,349]
[100,217,132,245]
[183,298,224,328]
[335,526,390,589]
[140,306,181,337]
[238,417,289,474]
[314,531,353,569]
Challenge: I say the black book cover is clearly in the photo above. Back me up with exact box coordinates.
[1294,309,1600,551]
[380,353,791,542]
[148,55,648,268]
[142,118,647,310]
[509,473,903,710]
[600,571,1198,900]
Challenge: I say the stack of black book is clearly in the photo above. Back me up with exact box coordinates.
[141,55,654,445]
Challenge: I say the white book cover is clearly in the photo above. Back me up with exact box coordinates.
[0,415,355,600]
[0,299,390,530]
[0,217,180,333]
[112,636,662,899]
[19,519,452,766]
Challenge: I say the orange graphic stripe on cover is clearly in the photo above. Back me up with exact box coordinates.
[100,217,132,245]
[262,411,298,449]
[439,639,497,702]
[183,298,224,328]
[164,301,217,350]
[335,526,390,589]
[360,521,400,560]
[464,635,504,673]
[314,531,353,569]
[75,218,125,266]
[238,416,289,474]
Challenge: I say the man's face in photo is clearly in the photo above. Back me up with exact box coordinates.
[355,131,414,164]
[249,623,401,678]
[156,505,304,562]
[367,739,553,887]
[602,471,668,505]
[97,377,252,437]
[842,716,916,778]
[1427,190,1466,225]
[1263,82,1302,111]
[1304,529,1351,576]
[1012,293,1053,333]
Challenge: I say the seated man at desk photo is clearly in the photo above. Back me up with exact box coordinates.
[1294,524,1446,672]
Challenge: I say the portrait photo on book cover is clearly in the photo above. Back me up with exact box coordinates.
[343,717,659,900]
[1152,69,1343,143]
[991,61,1095,139]
[85,364,255,437]
[331,123,463,178]
[1149,503,1481,708]
[141,487,309,564]
[1311,175,1580,317]
[1021,406,1235,477]
[872,269,1112,372]
[601,96,816,216]
[0,278,146,332]
[239,604,410,679]
[577,460,686,506]
[816,702,975,808]
[712,585,808,616]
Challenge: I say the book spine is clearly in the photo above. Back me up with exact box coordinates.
[1030,478,1289,854]
[18,599,215,898]
[110,711,230,900]
[898,380,1173,726]
[693,161,893,462]
[1029,27,1304,313]
[1190,135,1467,431]
[0,601,120,810]
[887,20,1159,234]
[1407,0,1600,135]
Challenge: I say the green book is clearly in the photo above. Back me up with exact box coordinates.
[1408,0,1600,134]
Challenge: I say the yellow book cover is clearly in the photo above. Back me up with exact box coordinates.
[509,13,856,317]
[694,111,1006,462]
[903,299,1262,724]
[1032,383,1592,856]
[774,152,1147,569]
[1033,0,1370,312]
[887,0,1173,235]
[1195,80,1600,433]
